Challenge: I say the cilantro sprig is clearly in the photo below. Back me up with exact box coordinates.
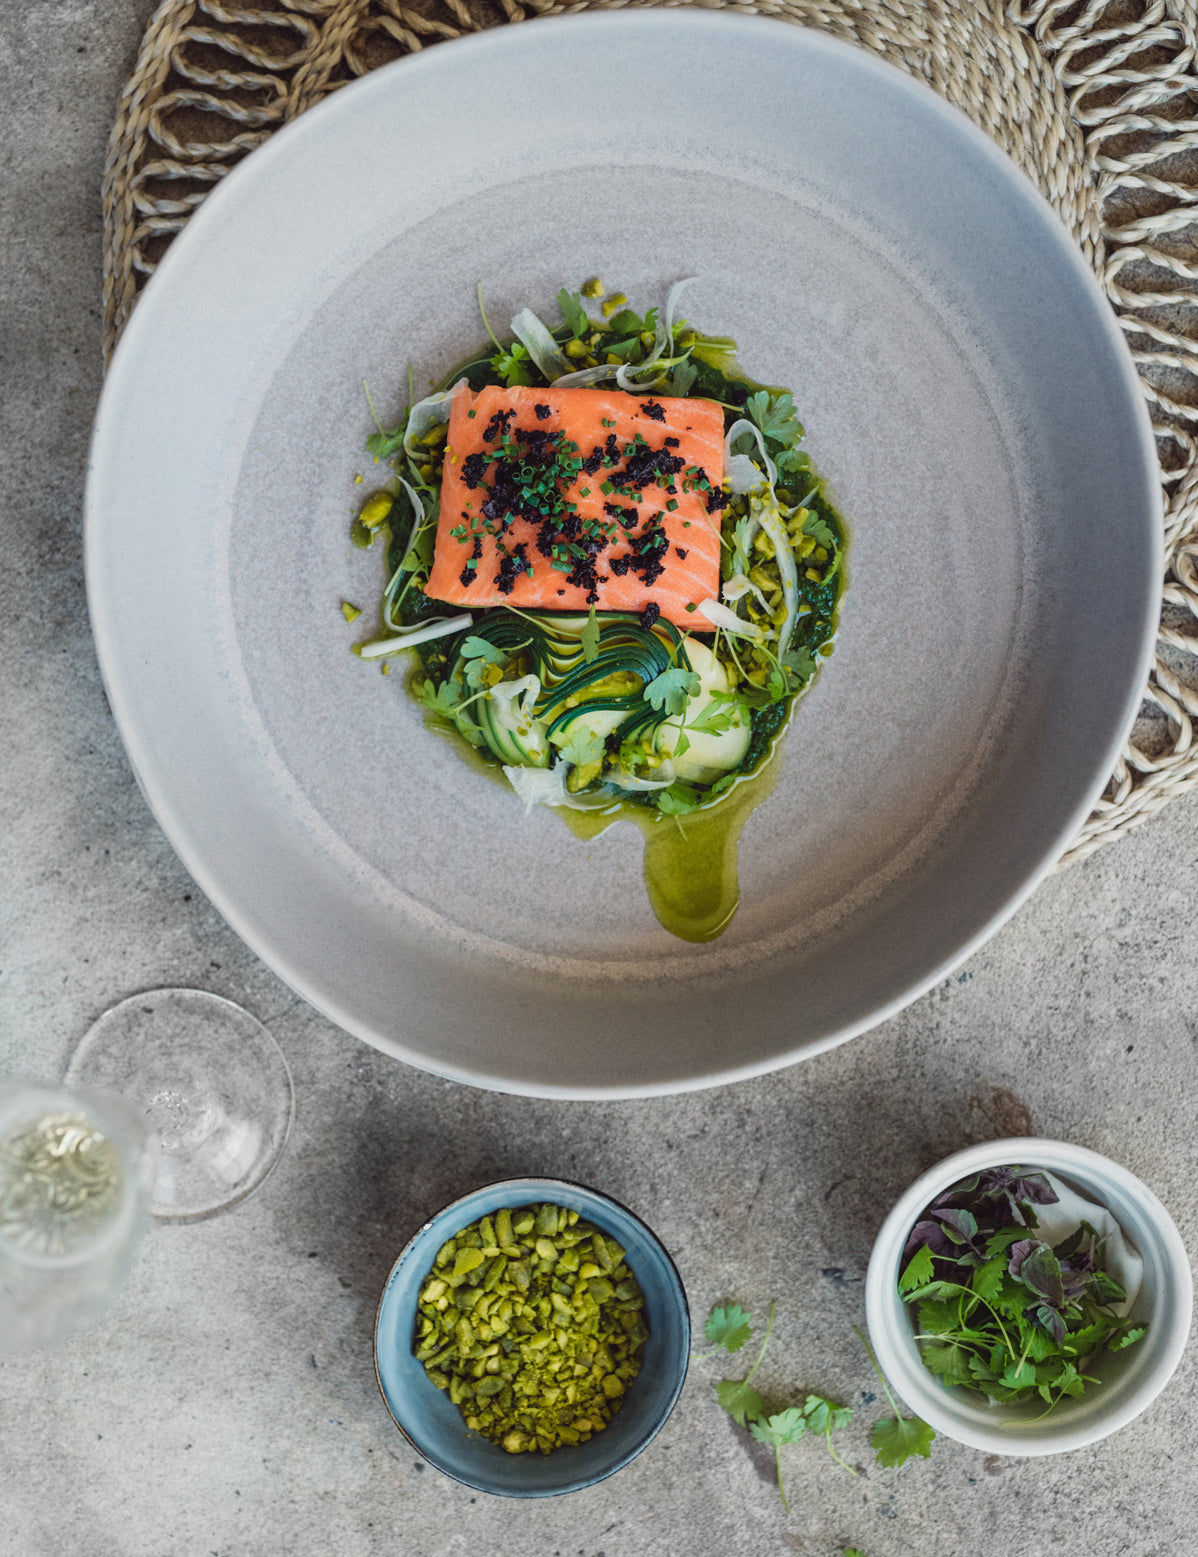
[700,1302,855,1512]
[855,1327,935,1468]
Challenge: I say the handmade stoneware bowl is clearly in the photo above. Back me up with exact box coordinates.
[373,1177,690,1495]
[87,14,1161,1095]
[865,1138,1192,1455]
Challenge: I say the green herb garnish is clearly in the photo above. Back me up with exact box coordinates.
[898,1167,1147,1411]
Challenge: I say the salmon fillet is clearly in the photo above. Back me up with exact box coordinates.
[425,385,727,629]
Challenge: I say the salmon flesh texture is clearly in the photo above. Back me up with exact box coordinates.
[425,385,726,629]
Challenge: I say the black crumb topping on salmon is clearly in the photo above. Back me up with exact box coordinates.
[534,403,551,420]
[481,407,516,443]
[461,451,487,488]
[675,547,688,560]
[664,436,680,447]
[707,487,730,513]
[639,602,661,630]
[640,399,666,422]
[496,541,530,595]
[581,447,604,476]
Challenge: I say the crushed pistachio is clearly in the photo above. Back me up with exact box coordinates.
[340,601,362,622]
[413,1202,647,1454]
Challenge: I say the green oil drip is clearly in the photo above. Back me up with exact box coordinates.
[557,741,785,942]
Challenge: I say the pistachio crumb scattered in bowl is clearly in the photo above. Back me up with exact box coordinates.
[374,1177,689,1496]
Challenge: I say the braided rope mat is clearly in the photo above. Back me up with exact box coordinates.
[102,0,1198,863]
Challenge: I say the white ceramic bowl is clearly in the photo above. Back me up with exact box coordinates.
[865,1138,1192,1455]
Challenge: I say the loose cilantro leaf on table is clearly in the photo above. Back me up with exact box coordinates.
[856,1326,936,1469]
[703,1303,754,1354]
[749,1408,807,1513]
[716,1377,765,1428]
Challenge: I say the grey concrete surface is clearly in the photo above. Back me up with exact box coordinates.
[1,5,1196,1555]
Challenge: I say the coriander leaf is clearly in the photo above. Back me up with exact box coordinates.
[459,636,506,663]
[644,666,701,716]
[971,1256,1007,1302]
[419,678,463,718]
[749,1409,807,1516]
[802,512,837,550]
[780,646,816,681]
[749,1407,807,1448]
[656,782,701,816]
[871,1414,935,1468]
[666,358,698,397]
[1110,1324,1149,1350]
[845,1550,868,1557]
[552,727,605,768]
[687,694,742,736]
[898,1244,935,1294]
[747,389,803,448]
[580,606,601,664]
[556,288,587,338]
[365,427,406,461]
[918,1340,975,1388]
[715,1378,764,1427]
[491,343,533,387]
[704,1303,754,1354]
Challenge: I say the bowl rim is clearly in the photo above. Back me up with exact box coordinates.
[372,1174,690,1495]
[864,1137,1193,1456]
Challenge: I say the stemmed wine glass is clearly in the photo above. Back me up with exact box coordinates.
[1,988,294,1352]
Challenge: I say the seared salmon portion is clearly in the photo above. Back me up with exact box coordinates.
[425,385,726,628]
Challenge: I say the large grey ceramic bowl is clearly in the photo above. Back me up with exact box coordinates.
[86,14,1161,1096]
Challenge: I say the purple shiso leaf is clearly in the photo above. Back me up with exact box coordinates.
[1036,1303,1068,1347]
[1009,1241,1066,1309]
[901,1218,958,1266]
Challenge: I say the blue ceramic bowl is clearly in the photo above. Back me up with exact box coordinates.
[374,1177,690,1496]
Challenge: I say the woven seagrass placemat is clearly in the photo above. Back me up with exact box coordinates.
[102,0,1198,863]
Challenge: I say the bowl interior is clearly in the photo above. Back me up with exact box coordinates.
[374,1179,690,1495]
[866,1140,1193,1454]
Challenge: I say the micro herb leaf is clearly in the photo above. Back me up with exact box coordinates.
[1110,1324,1149,1351]
[459,636,506,663]
[802,512,837,550]
[644,666,702,716]
[845,1549,868,1557]
[871,1414,935,1468]
[898,1244,934,1294]
[687,694,743,736]
[551,726,605,768]
[491,342,533,387]
[556,288,588,338]
[971,1256,1007,1302]
[419,678,464,719]
[715,1378,764,1427]
[365,427,407,461]
[656,782,702,816]
[704,1303,754,1354]
[746,389,803,448]
[580,607,601,664]
[666,358,698,397]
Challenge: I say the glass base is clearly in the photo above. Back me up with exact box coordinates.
[65,989,294,1221]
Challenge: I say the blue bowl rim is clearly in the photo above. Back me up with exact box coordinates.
[372,1174,691,1496]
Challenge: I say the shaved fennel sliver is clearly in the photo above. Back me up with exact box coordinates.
[511,308,573,382]
[619,277,697,389]
[722,572,771,613]
[698,599,766,640]
[724,418,776,493]
[752,494,800,652]
[403,378,467,463]
[503,759,615,814]
[357,614,473,658]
